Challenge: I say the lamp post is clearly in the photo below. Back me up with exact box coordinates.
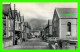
[13,4,15,45]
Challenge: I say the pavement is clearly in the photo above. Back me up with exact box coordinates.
[3,38,49,49]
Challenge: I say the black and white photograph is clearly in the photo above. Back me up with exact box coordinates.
[3,3,77,49]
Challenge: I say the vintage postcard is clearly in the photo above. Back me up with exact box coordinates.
[2,3,77,49]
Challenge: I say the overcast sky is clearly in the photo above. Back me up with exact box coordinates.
[3,3,77,21]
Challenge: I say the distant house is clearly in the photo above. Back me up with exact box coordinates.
[3,4,14,48]
[23,22,31,40]
[48,20,52,36]
[41,20,53,41]
[43,20,52,37]
[20,16,24,39]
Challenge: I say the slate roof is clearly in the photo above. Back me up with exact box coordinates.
[3,4,11,16]
[55,8,77,18]
[44,20,52,29]
[24,22,27,26]
[12,10,17,17]
[24,22,31,29]
[12,10,19,20]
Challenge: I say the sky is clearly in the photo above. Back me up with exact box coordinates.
[3,3,77,21]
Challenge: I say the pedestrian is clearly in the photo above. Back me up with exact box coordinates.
[15,34,18,45]
[58,40,62,49]
[54,38,58,49]
[55,42,58,49]
[22,38,25,42]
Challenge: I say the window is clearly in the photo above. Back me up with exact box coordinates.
[9,20,10,27]
[15,23,17,28]
[67,22,71,36]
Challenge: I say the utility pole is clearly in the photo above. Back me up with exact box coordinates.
[13,4,15,45]
[48,20,49,35]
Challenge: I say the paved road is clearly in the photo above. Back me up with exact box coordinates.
[4,38,49,49]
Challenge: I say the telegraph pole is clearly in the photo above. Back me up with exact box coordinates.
[13,4,15,45]
[48,20,49,35]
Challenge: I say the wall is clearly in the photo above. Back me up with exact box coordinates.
[60,19,77,40]
[3,15,13,48]
[49,25,52,35]
[52,10,59,37]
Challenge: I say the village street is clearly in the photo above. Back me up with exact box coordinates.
[3,3,77,50]
[4,38,49,49]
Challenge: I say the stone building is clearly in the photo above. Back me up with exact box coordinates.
[3,4,14,48]
[41,20,52,41]
[23,22,31,40]
[20,16,24,40]
[12,10,23,45]
[44,20,52,37]
[52,8,77,49]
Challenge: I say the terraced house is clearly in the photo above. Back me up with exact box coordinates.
[12,10,23,45]
[3,4,14,48]
[23,22,31,41]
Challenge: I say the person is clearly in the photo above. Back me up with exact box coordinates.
[58,40,62,49]
[22,38,25,42]
[14,34,18,45]
[54,38,58,49]
[55,42,58,49]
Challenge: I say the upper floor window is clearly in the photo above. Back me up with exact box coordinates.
[9,20,10,27]
[67,22,71,36]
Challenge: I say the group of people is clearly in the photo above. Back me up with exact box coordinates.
[48,38,63,49]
